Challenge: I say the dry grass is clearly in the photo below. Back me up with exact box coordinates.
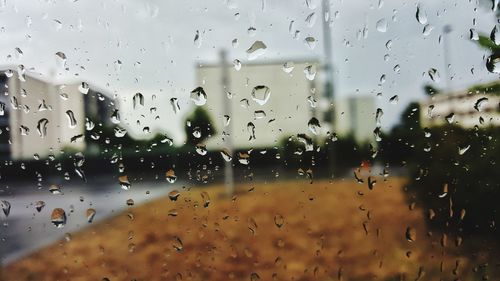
[3,177,471,281]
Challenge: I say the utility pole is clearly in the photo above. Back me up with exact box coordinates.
[442,24,453,93]
[220,49,234,196]
[322,0,336,172]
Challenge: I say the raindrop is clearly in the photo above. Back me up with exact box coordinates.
[170,97,180,113]
[35,201,45,212]
[274,214,284,228]
[254,110,266,119]
[221,149,232,161]
[416,4,427,25]
[85,118,95,131]
[201,191,210,208]
[238,152,250,165]
[86,208,96,223]
[15,47,23,59]
[247,122,256,141]
[55,52,67,67]
[126,199,135,206]
[376,19,387,32]
[190,87,207,106]
[375,108,383,126]
[428,68,440,82]
[223,115,231,126]
[166,169,177,183]
[65,110,77,128]
[305,12,316,27]
[114,127,127,138]
[194,30,202,48]
[78,82,89,94]
[307,96,317,108]
[422,24,434,36]
[192,127,201,138]
[307,117,321,135]
[303,64,316,80]
[246,41,267,60]
[196,143,207,155]
[282,61,295,73]
[304,36,317,50]
[1,200,11,217]
[20,125,30,136]
[405,226,416,242]
[469,28,479,41]
[110,110,120,124]
[49,184,63,195]
[51,208,67,228]
[119,175,131,190]
[251,85,271,105]
[474,97,488,111]
[458,145,470,155]
[168,189,180,201]
[133,93,144,109]
[486,53,500,74]
[233,59,242,71]
[172,236,183,251]
[491,25,499,45]
[297,134,314,151]
[445,113,455,124]
[37,118,49,138]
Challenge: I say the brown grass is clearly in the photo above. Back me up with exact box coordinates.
[3,177,470,281]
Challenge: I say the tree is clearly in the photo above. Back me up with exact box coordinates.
[184,107,217,146]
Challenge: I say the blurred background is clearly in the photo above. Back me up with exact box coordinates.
[0,0,499,280]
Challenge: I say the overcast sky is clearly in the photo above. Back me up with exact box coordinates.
[0,0,498,143]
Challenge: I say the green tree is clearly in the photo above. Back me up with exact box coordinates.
[184,107,217,146]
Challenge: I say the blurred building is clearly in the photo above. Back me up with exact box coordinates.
[420,83,500,128]
[0,70,115,160]
[334,95,376,144]
[195,60,323,150]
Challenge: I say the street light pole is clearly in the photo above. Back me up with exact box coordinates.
[220,49,234,196]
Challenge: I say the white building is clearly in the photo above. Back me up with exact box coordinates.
[0,69,115,160]
[420,84,500,128]
[334,95,376,144]
[195,60,324,150]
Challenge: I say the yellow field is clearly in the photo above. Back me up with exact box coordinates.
[3,178,472,280]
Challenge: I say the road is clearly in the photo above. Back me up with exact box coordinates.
[0,177,180,265]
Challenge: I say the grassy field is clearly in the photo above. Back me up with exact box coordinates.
[3,177,477,280]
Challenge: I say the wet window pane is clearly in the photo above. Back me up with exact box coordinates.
[1,0,500,280]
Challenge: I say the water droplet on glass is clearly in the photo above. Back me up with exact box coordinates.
[486,53,500,74]
[376,19,387,32]
[458,145,470,155]
[389,95,399,104]
[166,169,177,183]
[274,214,284,228]
[37,118,49,138]
[86,208,96,223]
[65,110,77,128]
[114,127,127,138]
[168,189,180,201]
[416,4,427,25]
[467,28,479,41]
[1,200,11,217]
[405,226,416,242]
[304,36,317,50]
[375,108,384,126]
[35,201,45,212]
[221,149,232,161]
[190,87,207,106]
[428,68,440,82]
[254,110,266,119]
[119,175,131,190]
[474,97,488,112]
[78,82,89,94]
[133,92,144,109]
[201,191,210,208]
[282,61,295,73]
[422,24,434,36]
[297,133,314,151]
[233,59,242,71]
[172,236,183,251]
[445,112,455,124]
[305,12,316,27]
[490,24,500,45]
[193,30,202,48]
[304,64,316,80]
[246,41,267,60]
[49,184,63,195]
[196,143,207,155]
[51,208,67,228]
[251,85,271,105]
[307,117,321,135]
[247,122,256,141]
[55,52,67,67]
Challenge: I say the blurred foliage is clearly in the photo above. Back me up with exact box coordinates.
[468,80,500,95]
[423,84,441,96]
[380,102,500,238]
[184,106,217,146]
